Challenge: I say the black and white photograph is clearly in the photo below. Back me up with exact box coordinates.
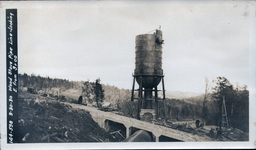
[0,0,256,149]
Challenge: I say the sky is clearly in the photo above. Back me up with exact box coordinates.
[15,1,256,93]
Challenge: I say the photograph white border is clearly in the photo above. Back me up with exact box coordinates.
[1,1,256,149]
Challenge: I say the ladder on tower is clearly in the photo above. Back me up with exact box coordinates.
[221,96,229,128]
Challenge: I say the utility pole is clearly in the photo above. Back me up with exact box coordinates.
[202,78,208,126]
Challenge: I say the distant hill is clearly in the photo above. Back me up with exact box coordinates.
[159,91,215,105]
[182,94,215,105]
[159,91,203,99]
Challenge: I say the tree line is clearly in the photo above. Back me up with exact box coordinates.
[116,77,249,132]
[18,73,125,108]
[211,77,249,132]
[18,73,81,91]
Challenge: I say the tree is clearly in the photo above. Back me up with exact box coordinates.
[212,77,236,128]
[94,78,104,107]
[82,80,94,104]
[23,73,28,87]
[231,85,249,131]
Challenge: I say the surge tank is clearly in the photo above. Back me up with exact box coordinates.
[134,30,163,88]
[134,29,164,110]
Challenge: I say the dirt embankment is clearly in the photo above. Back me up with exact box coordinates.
[18,91,117,143]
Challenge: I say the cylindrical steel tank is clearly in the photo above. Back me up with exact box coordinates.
[134,30,163,88]
[134,30,164,109]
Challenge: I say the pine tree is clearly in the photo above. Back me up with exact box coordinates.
[94,78,104,107]
[212,77,235,128]
[82,80,94,104]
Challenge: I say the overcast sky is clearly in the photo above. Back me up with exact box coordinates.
[16,1,255,93]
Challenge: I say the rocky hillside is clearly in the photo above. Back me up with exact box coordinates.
[17,91,117,143]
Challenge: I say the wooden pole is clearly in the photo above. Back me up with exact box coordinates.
[137,76,143,120]
[131,76,135,101]
[155,85,158,120]
[162,77,167,122]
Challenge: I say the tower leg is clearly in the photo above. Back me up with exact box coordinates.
[155,85,158,120]
[137,76,143,120]
[162,77,167,122]
[131,76,135,101]
[162,77,166,100]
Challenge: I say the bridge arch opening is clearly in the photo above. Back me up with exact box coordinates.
[104,120,126,141]
[159,135,182,142]
[129,127,154,142]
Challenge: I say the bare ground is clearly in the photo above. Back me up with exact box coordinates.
[17,91,117,143]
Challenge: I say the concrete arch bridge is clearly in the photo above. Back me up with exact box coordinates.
[68,103,208,142]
